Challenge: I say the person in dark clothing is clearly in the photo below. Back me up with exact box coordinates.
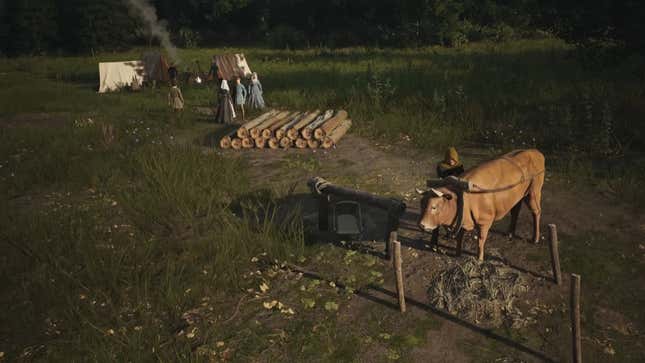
[436,147,465,178]
[207,56,221,83]
[168,65,178,83]
[429,146,465,250]
[214,79,235,124]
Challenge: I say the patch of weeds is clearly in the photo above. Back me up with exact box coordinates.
[283,154,321,173]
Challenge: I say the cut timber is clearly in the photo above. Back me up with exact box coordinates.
[219,128,237,149]
[237,110,276,138]
[314,110,348,140]
[276,113,307,140]
[268,137,280,149]
[254,137,268,148]
[307,139,320,149]
[242,137,254,148]
[261,111,297,139]
[279,137,292,149]
[250,111,290,139]
[287,110,321,140]
[302,110,334,140]
[270,112,303,138]
[295,138,308,149]
[322,119,352,149]
[231,138,243,150]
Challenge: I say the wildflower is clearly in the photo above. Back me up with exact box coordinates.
[251,257,259,263]
[216,341,225,348]
[134,326,142,331]
[263,300,278,309]
[329,281,336,288]
[106,329,115,336]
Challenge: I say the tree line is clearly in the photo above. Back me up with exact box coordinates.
[1,0,643,55]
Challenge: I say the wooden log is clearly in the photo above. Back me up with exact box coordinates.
[279,137,292,149]
[277,113,307,140]
[254,137,268,148]
[231,138,243,150]
[314,110,348,140]
[571,274,582,363]
[236,110,277,138]
[307,177,406,216]
[322,119,352,149]
[241,137,254,149]
[302,110,334,140]
[307,139,320,149]
[270,112,303,138]
[295,138,308,149]
[548,224,562,285]
[250,111,290,139]
[287,111,321,140]
[219,129,237,149]
[261,111,298,139]
[393,241,406,313]
[268,137,280,149]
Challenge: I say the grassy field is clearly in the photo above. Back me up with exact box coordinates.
[1,39,644,361]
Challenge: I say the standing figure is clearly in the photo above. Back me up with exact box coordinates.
[437,147,465,178]
[234,77,248,120]
[247,72,266,110]
[168,64,178,84]
[429,146,465,248]
[207,56,220,83]
[167,81,184,112]
[215,79,236,124]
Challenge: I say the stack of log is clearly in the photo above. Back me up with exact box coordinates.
[220,109,352,150]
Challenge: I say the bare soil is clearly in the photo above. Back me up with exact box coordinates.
[204,129,645,363]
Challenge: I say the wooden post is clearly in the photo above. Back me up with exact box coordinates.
[393,241,406,313]
[319,195,330,231]
[571,273,582,363]
[548,224,562,285]
[387,230,397,263]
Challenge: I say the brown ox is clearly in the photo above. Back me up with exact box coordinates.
[417,149,545,261]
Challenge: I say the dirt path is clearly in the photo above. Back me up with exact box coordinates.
[195,125,645,362]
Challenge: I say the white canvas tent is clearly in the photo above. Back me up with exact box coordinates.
[98,61,144,93]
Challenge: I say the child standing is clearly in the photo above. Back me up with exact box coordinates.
[168,81,184,112]
[234,77,248,120]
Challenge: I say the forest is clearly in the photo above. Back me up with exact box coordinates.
[2,0,644,54]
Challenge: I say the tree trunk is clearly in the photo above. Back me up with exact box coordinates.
[219,129,238,149]
[237,110,276,138]
[287,111,321,140]
[242,137,254,148]
[295,138,308,149]
[231,138,243,150]
[302,110,334,140]
[254,137,268,148]
[307,139,320,149]
[268,137,280,149]
[314,110,348,140]
[279,137,292,149]
[261,111,297,139]
[250,111,290,139]
[322,119,352,149]
[277,112,308,139]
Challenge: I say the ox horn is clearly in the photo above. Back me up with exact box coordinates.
[415,188,425,195]
[430,188,444,197]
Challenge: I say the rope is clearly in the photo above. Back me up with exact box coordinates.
[313,178,331,195]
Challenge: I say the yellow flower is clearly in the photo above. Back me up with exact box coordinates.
[259,282,269,293]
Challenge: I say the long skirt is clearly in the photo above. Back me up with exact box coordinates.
[215,93,236,124]
[247,85,265,109]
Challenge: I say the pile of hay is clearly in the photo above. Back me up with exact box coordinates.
[428,256,528,328]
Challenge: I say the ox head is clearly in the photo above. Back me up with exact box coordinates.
[415,176,470,233]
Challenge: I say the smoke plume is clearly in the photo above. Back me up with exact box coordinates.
[126,0,180,64]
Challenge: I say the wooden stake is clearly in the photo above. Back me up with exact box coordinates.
[571,273,582,363]
[387,230,397,263]
[548,224,562,285]
[393,241,406,313]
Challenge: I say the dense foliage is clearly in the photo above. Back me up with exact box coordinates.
[1,0,644,55]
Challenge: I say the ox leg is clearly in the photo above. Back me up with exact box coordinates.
[524,192,542,244]
[477,225,490,261]
[508,202,522,239]
[430,228,439,250]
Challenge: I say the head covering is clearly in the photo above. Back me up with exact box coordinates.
[252,72,258,80]
[220,80,229,91]
[439,147,462,170]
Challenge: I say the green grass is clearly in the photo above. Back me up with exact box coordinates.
[1,40,645,361]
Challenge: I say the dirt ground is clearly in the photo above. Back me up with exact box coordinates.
[198,125,645,362]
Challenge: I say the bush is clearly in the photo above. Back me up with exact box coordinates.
[267,25,306,49]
